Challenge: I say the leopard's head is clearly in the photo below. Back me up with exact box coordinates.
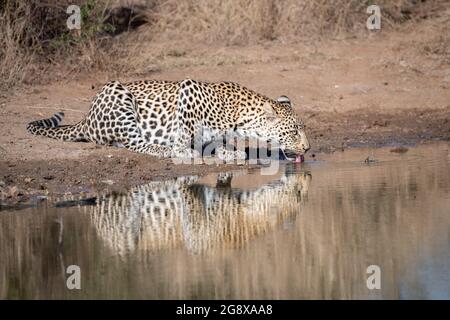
[261,96,310,162]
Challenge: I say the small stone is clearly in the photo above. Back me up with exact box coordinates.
[364,156,376,164]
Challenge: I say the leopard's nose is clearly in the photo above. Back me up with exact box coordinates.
[301,144,310,153]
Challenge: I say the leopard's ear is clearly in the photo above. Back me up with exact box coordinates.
[276,95,291,107]
[263,102,278,122]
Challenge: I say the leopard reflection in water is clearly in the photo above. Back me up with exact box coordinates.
[91,165,311,255]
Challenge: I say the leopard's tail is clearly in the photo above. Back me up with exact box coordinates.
[27,112,87,141]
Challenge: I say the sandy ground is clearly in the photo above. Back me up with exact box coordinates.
[1,27,450,205]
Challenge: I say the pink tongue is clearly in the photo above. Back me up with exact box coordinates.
[295,155,304,163]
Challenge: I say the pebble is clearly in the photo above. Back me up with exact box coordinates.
[364,156,377,164]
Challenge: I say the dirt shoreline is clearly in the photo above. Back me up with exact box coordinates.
[1,106,449,208]
[2,84,450,206]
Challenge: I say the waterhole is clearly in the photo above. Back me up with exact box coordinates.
[1,142,449,299]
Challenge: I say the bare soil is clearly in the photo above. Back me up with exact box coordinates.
[1,25,450,206]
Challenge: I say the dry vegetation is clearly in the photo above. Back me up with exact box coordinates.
[147,0,434,43]
[0,0,117,89]
[1,0,449,91]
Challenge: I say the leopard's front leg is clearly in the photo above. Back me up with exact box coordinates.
[215,145,247,162]
[123,139,173,158]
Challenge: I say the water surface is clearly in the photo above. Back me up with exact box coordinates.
[1,142,449,299]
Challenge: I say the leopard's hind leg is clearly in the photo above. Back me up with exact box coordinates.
[85,81,173,158]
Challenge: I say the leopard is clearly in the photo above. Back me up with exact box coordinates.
[89,166,312,255]
[27,79,310,161]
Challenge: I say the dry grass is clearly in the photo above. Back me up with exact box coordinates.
[0,0,117,90]
[146,0,428,44]
[1,0,449,90]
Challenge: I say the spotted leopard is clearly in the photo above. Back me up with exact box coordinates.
[89,168,312,255]
[27,79,310,161]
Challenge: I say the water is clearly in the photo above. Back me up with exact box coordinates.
[1,142,449,299]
